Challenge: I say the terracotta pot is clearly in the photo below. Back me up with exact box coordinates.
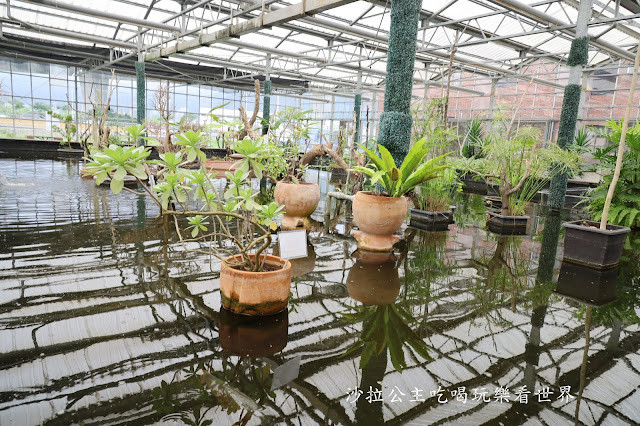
[218,308,289,357]
[220,254,292,316]
[351,191,408,251]
[274,181,320,229]
[347,252,401,305]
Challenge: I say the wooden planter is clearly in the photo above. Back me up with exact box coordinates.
[220,254,291,316]
[486,211,529,235]
[562,220,630,269]
[409,208,453,231]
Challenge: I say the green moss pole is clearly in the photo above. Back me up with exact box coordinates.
[135,61,146,147]
[548,0,592,210]
[354,93,362,143]
[377,0,421,166]
[262,79,271,135]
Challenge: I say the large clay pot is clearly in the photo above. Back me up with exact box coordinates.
[218,308,289,357]
[352,191,408,251]
[220,254,291,316]
[347,251,401,305]
[274,181,320,229]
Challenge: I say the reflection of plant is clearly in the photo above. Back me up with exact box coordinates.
[454,192,486,227]
[152,358,275,426]
[342,303,432,372]
[585,120,640,228]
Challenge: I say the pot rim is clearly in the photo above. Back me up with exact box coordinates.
[276,181,319,187]
[355,190,405,200]
[487,211,530,220]
[222,253,291,275]
[563,220,631,235]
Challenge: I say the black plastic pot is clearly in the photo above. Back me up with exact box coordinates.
[486,211,529,235]
[555,261,618,307]
[562,220,630,269]
[409,208,453,231]
[484,196,502,210]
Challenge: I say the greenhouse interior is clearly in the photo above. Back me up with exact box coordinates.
[2,0,640,424]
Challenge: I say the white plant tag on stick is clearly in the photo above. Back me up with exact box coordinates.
[277,230,308,259]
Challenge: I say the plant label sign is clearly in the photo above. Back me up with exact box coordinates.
[278,230,308,259]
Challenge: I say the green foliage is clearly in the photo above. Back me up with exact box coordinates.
[460,106,581,215]
[47,109,77,146]
[378,111,413,166]
[352,137,450,197]
[585,119,640,228]
[462,117,486,158]
[84,130,283,271]
[567,36,589,67]
[231,138,267,180]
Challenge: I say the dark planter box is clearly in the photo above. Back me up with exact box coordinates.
[330,168,347,184]
[555,261,618,306]
[460,174,488,195]
[486,211,529,235]
[409,208,453,231]
[201,147,228,158]
[57,148,85,158]
[484,196,502,210]
[562,220,630,269]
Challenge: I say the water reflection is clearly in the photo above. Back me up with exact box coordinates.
[2,158,640,425]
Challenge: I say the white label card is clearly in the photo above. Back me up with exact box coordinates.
[278,230,308,260]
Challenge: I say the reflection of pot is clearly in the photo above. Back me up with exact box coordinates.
[352,191,408,252]
[347,251,400,305]
[487,211,529,235]
[273,242,317,278]
[218,308,289,357]
[555,261,618,306]
[274,182,320,229]
[220,254,291,316]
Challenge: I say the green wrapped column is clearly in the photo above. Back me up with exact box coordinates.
[262,79,271,135]
[377,0,421,166]
[135,61,146,147]
[354,93,362,143]
[548,0,592,209]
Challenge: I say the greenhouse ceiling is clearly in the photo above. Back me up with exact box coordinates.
[1,0,639,96]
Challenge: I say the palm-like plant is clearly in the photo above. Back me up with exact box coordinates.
[352,137,450,197]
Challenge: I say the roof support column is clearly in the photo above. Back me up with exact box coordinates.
[377,0,422,166]
[135,37,146,147]
[548,0,592,210]
[354,71,362,144]
[262,54,272,135]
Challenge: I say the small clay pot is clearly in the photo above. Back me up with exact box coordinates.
[220,254,291,316]
[352,191,408,252]
[274,181,320,229]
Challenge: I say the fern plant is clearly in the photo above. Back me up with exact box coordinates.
[586,119,640,228]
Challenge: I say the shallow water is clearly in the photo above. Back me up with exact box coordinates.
[1,157,639,425]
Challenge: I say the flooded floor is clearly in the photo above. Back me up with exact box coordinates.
[1,157,640,425]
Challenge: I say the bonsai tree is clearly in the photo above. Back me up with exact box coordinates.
[352,137,450,197]
[83,128,283,273]
[460,108,581,216]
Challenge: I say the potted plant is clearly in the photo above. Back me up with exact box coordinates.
[350,138,449,251]
[83,130,291,316]
[563,45,640,269]
[408,98,460,231]
[47,109,81,156]
[266,107,321,229]
[461,110,580,235]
